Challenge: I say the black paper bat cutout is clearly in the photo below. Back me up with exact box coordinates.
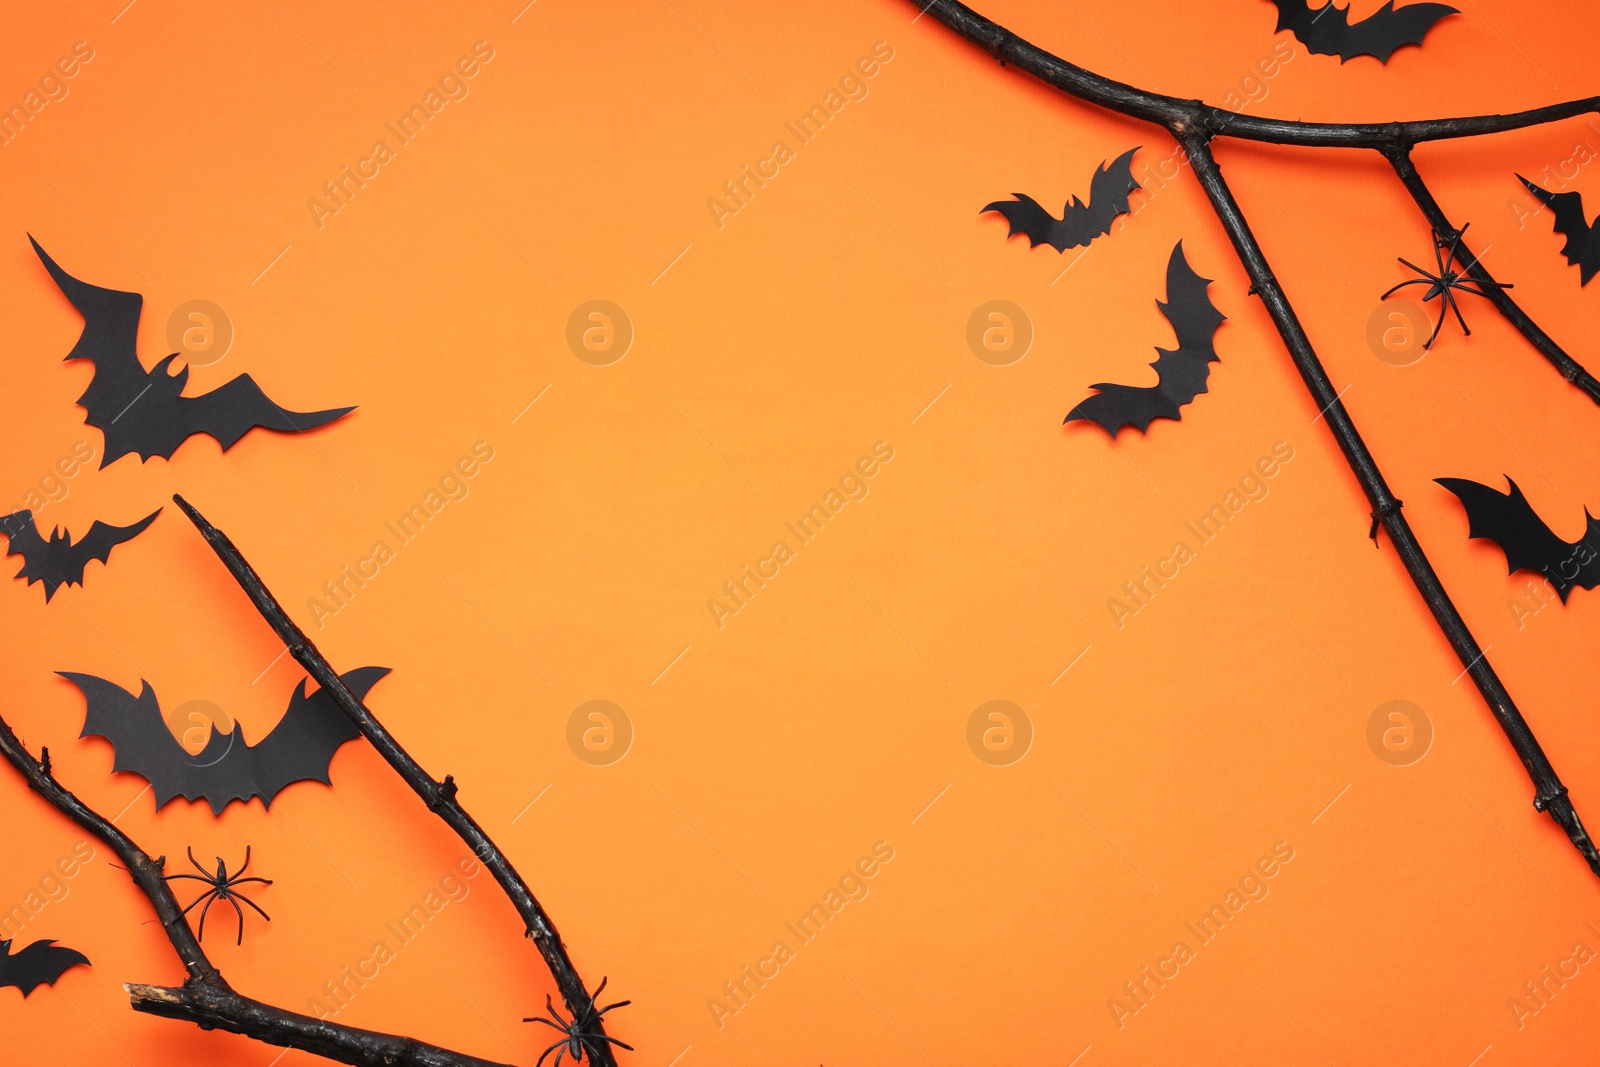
[0,507,160,602]
[62,666,390,814]
[983,147,1141,252]
[1269,0,1458,63]
[29,236,354,468]
[0,938,90,997]
[1066,241,1224,436]
[1518,176,1600,285]
[1436,476,1600,602]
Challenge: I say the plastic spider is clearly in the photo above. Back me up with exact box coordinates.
[162,846,273,945]
[523,976,633,1067]
[1381,224,1512,350]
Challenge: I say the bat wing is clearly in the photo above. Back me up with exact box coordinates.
[0,940,90,997]
[29,237,153,440]
[44,509,162,597]
[173,371,354,454]
[1067,241,1224,435]
[0,511,52,589]
[62,671,227,809]
[1271,0,1456,63]
[1435,476,1599,602]
[1519,176,1600,285]
[983,147,1141,252]
[243,666,389,808]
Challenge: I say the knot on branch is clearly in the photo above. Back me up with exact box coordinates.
[38,746,51,777]
[429,775,458,811]
[1535,785,1571,812]
[1368,498,1404,548]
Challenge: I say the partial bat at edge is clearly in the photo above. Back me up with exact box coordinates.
[64,666,390,814]
[1518,175,1600,285]
[29,236,355,468]
[1436,476,1600,602]
[0,507,160,602]
[0,938,90,997]
[983,147,1141,252]
[1066,240,1225,436]
[1269,0,1459,63]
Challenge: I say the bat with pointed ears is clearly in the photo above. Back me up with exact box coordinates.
[0,938,90,997]
[1066,241,1225,436]
[62,666,390,814]
[1436,477,1600,603]
[29,236,354,468]
[1269,0,1457,63]
[0,507,160,602]
[1518,175,1600,286]
[983,147,1141,252]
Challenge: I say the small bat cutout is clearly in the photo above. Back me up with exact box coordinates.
[984,147,1141,252]
[30,236,354,467]
[63,666,390,813]
[1269,0,1457,63]
[1518,176,1600,285]
[1066,241,1225,436]
[1436,476,1600,602]
[0,938,90,997]
[1,507,160,601]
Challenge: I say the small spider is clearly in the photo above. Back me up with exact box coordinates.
[523,976,633,1067]
[1381,224,1512,350]
[163,846,272,945]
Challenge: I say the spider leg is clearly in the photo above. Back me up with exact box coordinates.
[1381,278,1433,299]
[163,873,212,884]
[179,889,216,918]
[228,877,274,888]
[1443,284,1472,337]
[595,998,631,1016]
[235,893,272,923]
[533,1037,568,1067]
[1423,303,1447,350]
[224,894,247,946]
[585,1034,637,1053]
[196,892,218,942]
[236,846,252,879]
[1396,256,1431,277]
[187,847,211,878]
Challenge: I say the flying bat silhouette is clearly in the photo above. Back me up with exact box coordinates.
[0,507,160,602]
[983,147,1141,252]
[29,236,354,468]
[1066,241,1225,436]
[0,939,90,997]
[1269,0,1458,63]
[1518,176,1600,285]
[1436,476,1600,603]
[63,666,389,814]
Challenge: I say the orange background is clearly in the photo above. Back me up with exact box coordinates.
[3,1,1600,1064]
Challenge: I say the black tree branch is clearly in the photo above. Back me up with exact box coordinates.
[913,0,1600,874]
[170,494,620,1067]
[0,715,512,1067]
[1382,145,1600,404]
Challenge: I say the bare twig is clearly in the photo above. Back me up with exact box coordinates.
[0,718,512,1067]
[914,0,1600,875]
[170,493,621,1067]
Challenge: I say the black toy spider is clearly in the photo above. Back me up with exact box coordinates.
[523,976,633,1067]
[1381,224,1512,350]
[163,846,273,945]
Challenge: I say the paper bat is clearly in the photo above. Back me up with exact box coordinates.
[1066,241,1225,436]
[0,938,90,997]
[1436,476,1600,602]
[1269,0,1457,63]
[983,147,1141,252]
[0,508,160,602]
[1518,176,1600,285]
[63,666,390,814]
[29,236,354,468]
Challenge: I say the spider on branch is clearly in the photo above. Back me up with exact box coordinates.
[1382,224,1513,350]
[524,976,633,1067]
[163,846,272,945]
